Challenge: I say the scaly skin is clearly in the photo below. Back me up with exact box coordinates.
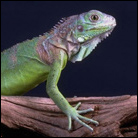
[1,10,116,132]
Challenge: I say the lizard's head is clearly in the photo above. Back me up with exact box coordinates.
[48,10,116,63]
[69,10,116,63]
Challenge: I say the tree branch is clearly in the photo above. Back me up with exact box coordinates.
[1,95,137,137]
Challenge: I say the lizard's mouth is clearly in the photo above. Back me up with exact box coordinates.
[70,28,115,63]
[81,28,114,47]
[98,28,115,43]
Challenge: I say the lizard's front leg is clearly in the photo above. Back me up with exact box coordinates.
[46,57,99,132]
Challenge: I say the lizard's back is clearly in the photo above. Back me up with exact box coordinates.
[1,37,51,95]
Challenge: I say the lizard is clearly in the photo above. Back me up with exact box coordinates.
[1,10,116,132]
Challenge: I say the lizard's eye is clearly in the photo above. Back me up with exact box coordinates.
[90,14,99,22]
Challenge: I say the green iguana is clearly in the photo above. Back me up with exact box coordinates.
[1,10,116,132]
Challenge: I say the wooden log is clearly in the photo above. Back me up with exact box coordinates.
[1,95,137,137]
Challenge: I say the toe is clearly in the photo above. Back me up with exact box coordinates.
[74,102,81,110]
[77,108,94,114]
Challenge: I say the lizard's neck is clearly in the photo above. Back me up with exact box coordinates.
[45,33,80,59]
[42,15,80,60]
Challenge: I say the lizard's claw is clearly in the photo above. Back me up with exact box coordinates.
[67,102,99,132]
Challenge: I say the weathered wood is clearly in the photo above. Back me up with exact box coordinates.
[1,95,137,137]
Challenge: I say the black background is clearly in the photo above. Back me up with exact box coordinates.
[1,1,137,97]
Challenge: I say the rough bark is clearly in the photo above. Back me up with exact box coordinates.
[1,95,137,137]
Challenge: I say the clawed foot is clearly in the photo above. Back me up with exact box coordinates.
[67,102,99,132]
